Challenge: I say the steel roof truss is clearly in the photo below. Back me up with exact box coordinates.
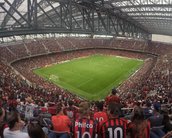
[63,3,82,29]
[37,3,58,27]
[1,0,25,28]
[4,0,31,27]
[0,4,23,27]
[46,0,69,28]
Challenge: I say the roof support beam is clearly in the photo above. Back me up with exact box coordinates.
[4,0,31,26]
[119,4,172,9]
[96,12,108,33]
[13,0,49,26]
[109,16,118,35]
[63,3,82,29]
[37,3,58,27]
[46,0,69,28]
[0,4,23,27]
[0,0,150,39]
[124,10,172,14]
[1,0,25,28]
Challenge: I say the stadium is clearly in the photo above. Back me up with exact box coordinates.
[0,0,172,138]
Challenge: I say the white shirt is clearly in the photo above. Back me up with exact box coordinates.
[25,104,34,120]
[3,128,29,138]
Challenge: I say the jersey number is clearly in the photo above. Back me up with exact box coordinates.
[96,117,104,122]
[108,127,123,138]
[76,131,91,138]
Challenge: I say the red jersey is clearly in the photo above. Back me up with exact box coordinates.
[106,95,120,104]
[94,111,108,123]
[48,107,56,115]
[51,115,71,133]
[99,118,128,138]
[72,118,98,138]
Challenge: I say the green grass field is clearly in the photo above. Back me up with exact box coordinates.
[34,55,143,100]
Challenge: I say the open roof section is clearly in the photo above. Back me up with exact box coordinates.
[0,0,171,38]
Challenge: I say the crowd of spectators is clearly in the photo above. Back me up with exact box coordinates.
[25,40,47,56]
[41,38,61,52]
[8,43,29,59]
[0,46,16,63]
[0,37,172,138]
[0,37,150,63]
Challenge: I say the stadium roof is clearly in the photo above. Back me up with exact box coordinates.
[0,0,172,38]
[111,0,172,36]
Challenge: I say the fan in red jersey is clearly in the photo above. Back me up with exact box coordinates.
[93,101,108,125]
[51,103,71,135]
[105,88,120,105]
[99,102,127,138]
[71,102,98,138]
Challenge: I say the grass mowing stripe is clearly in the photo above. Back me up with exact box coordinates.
[77,78,94,88]
[34,54,143,101]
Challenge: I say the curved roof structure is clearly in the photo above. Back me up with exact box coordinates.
[0,0,171,38]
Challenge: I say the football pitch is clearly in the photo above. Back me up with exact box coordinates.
[34,55,143,100]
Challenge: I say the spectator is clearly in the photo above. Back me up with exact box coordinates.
[1,38,172,138]
[162,112,172,133]
[8,94,17,112]
[105,88,120,104]
[71,102,98,138]
[128,106,150,138]
[3,112,29,138]
[143,101,153,119]
[149,103,164,127]
[63,100,78,120]
[50,103,71,138]
[149,103,165,138]
[93,101,108,124]
[27,123,48,138]
[99,102,127,138]
[0,107,7,138]
[162,131,172,138]
[25,97,35,121]
[0,107,5,123]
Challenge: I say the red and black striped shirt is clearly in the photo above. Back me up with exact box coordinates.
[72,118,98,138]
[99,117,128,138]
